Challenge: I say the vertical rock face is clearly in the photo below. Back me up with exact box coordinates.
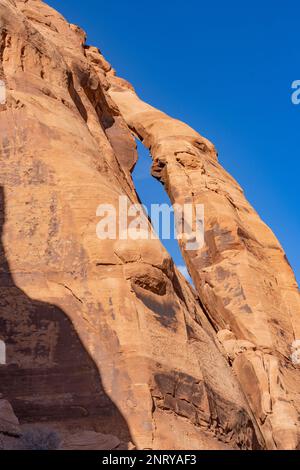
[107,63,300,450]
[0,0,298,450]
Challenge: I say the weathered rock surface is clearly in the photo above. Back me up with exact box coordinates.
[62,430,120,451]
[0,398,21,450]
[0,0,298,450]
[0,399,21,436]
[107,54,300,450]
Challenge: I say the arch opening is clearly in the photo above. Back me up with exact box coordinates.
[132,140,193,285]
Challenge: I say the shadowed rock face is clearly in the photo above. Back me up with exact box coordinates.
[0,186,132,445]
[0,0,298,450]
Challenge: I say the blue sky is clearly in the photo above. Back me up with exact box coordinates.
[47,0,299,284]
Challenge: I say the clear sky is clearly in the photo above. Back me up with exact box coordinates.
[47,0,299,284]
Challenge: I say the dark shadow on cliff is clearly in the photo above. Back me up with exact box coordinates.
[0,186,131,444]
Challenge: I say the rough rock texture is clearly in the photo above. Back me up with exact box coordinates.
[0,399,21,436]
[62,430,121,451]
[107,56,300,450]
[0,398,21,449]
[0,0,299,450]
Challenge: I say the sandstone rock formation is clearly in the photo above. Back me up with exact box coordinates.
[0,0,299,450]
[62,430,121,451]
[107,62,300,450]
[0,398,21,450]
[0,398,21,436]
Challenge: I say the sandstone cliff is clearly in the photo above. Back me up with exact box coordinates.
[0,0,299,450]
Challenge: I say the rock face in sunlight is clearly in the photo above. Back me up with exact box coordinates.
[107,56,300,451]
[0,0,299,450]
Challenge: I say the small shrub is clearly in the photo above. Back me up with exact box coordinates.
[21,427,61,450]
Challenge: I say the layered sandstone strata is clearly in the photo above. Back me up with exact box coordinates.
[0,0,299,450]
